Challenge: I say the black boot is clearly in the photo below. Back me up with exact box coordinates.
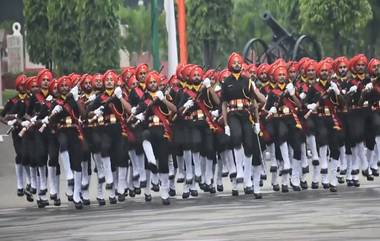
[145,194,152,202]
[353,180,360,187]
[311,182,319,189]
[54,198,61,206]
[74,201,83,209]
[109,196,117,204]
[281,185,289,193]
[169,188,176,197]
[272,184,280,192]
[329,185,337,192]
[371,168,379,177]
[322,183,330,190]
[190,190,198,197]
[17,188,24,197]
[97,198,106,206]
[300,181,308,190]
[209,186,216,194]
[162,198,170,205]
[182,192,190,199]
[254,193,262,199]
[217,185,224,192]
[232,190,239,196]
[337,176,345,184]
[244,187,253,195]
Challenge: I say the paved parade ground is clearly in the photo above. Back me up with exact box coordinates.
[1,124,380,241]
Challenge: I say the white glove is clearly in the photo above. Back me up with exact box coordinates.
[299,92,306,100]
[341,89,347,95]
[94,106,104,117]
[52,105,63,115]
[30,116,37,124]
[286,83,295,96]
[135,113,145,121]
[365,82,373,91]
[183,99,194,109]
[70,86,79,101]
[211,109,219,118]
[268,106,277,114]
[7,119,17,126]
[202,78,211,88]
[21,120,30,127]
[330,82,340,95]
[224,125,231,136]
[41,116,49,125]
[88,94,96,102]
[131,107,137,114]
[46,95,53,102]
[254,122,260,134]
[349,85,357,94]
[156,90,164,101]
[114,87,123,99]
[307,103,317,111]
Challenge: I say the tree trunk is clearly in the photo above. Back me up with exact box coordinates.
[203,39,217,68]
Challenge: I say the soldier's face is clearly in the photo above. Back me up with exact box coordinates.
[319,68,329,80]
[289,70,297,81]
[31,83,39,94]
[307,68,316,80]
[83,80,92,92]
[259,73,268,82]
[338,64,347,77]
[138,71,147,82]
[147,79,158,92]
[372,64,380,77]
[60,81,70,95]
[277,72,287,83]
[231,60,242,73]
[192,71,202,85]
[41,78,50,89]
[105,78,115,89]
[356,61,366,74]
[52,85,59,97]
[249,71,257,80]
[95,78,103,89]
[18,85,26,94]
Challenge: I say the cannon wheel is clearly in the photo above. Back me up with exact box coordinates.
[292,35,322,61]
[243,38,270,65]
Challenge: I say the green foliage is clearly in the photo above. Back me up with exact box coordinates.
[2,89,17,104]
[299,0,373,56]
[77,0,121,73]
[47,0,81,75]
[186,0,233,67]
[118,3,167,63]
[24,0,51,67]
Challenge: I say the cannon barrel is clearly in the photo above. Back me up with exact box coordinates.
[262,11,292,41]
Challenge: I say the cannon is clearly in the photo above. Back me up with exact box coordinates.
[243,11,322,65]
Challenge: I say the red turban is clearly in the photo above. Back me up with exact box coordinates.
[15,74,27,90]
[145,71,161,87]
[37,69,53,86]
[227,52,243,71]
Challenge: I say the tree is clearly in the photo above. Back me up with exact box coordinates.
[77,0,121,73]
[299,0,373,57]
[47,0,81,75]
[24,0,52,68]
[187,0,233,67]
[119,3,167,65]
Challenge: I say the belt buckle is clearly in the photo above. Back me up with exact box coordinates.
[324,107,331,116]
[197,110,204,119]
[153,115,160,124]
[110,114,117,124]
[363,101,369,107]
[237,99,244,109]
[65,116,72,127]
[98,115,104,125]
[282,107,290,115]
